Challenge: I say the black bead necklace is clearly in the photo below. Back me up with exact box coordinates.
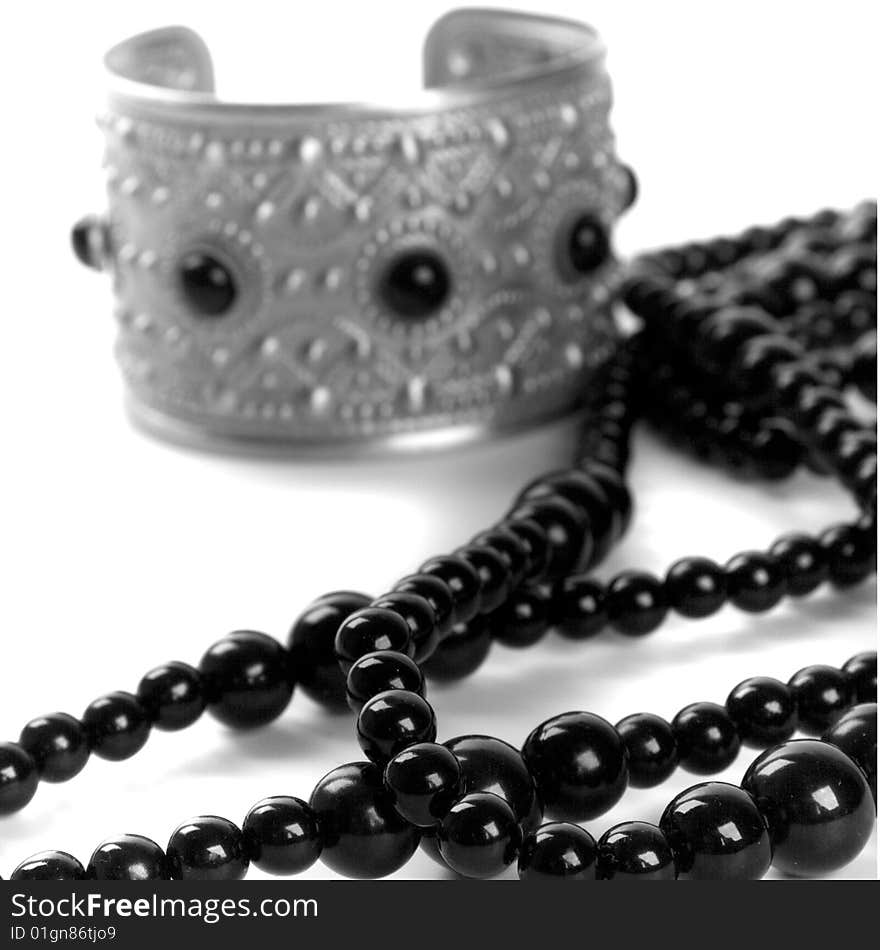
[0,202,876,881]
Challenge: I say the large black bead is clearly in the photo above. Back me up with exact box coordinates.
[11,851,85,881]
[664,557,727,619]
[726,676,798,748]
[199,631,293,729]
[383,742,463,827]
[82,692,151,761]
[787,664,853,734]
[421,616,492,682]
[288,591,372,711]
[725,551,786,613]
[554,575,607,639]
[454,545,511,614]
[660,782,772,880]
[823,704,877,802]
[672,702,741,774]
[518,821,597,880]
[491,586,551,648]
[19,713,90,782]
[167,816,249,881]
[379,250,451,318]
[843,652,877,703]
[392,575,454,640]
[419,554,482,625]
[178,251,237,317]
[334,607,413,675]
[615,713,678,788]
[566,213,611,274]
[356,690,437,763]
[819,522,876,588]
[242,796,323,876]
[605,571,668,636]
[87,835,170,881]
[596,821,677,880]
[346,650,425,714]
[438,792,523,878]
[0,743,38,815]
[136,662,206,731]
[371,591,439,663]
[309,761,420,878]
[768,533,828,596]
[742,739,875,876]
[522,712,628,821]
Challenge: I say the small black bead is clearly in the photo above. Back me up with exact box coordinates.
[11,851,85,881]
[82,692,150,762]
[842,652,877,704]
[178,251,237,317]
[699,307,779,372]
[199,631,293,729]
[724,551,786,613]
[819,522,876,588]
[384,742,463,827]
[554,575,607,639]
[288,591,372,711]
[507,495,591,579]
[242,796,323,876]
[454,544,511,614]
[726,676,798,747]
[565,213,611,275]
[371,591,439,663]
[470,526,531,589]
[596,821,676,880]
[502,518,552,583]
[665,557,727,619]
[491,586,551,648]
[136,661,206,731]
[357,690,437,764]
[788,664,853,734]
[438,792,523,878]
[334,607,413,675]
[615,712,679,788]
[421,616,493,682]
[393,574,455,639]
[19,713,89,782]
[346,650,425,714]
[605,571,668,636]
[167,816,249,881]
[768,533,828,596]
[823,704,877,803]
[518,822,597,880]
[88,835,170,881]
[418,554,482,625]
[379,250,451,318]
[0,742,39,815]
[672,702,741,775]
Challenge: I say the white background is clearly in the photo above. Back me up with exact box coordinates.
[0,0,876,880]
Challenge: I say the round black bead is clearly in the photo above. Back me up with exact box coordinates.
[672,702,741,775]
[242,796,322,876]
[371,591,438,663]
[843,652,877,704]
[584,461,634,536]
[823,704,877,802]
[418,554,482,625]
[392,575,454,640]
[11,851,85,881]
[518,822,597,880]
[742,739,875,877]
[87,835,170,881]
[177,251,237,317]
[19,713,89,782]
[82,691,150,761]
[726,676,798,747]
[383,742,463,827]
[664,557,727,619]
[491,585,551,648]
[136,662,205,731]
[507,495,591,579]
[167,816,249,881]
[596,821,676,880]
[502,517,552,583]
[199,631,293,729]
[334,607,413,675]
[0,742,39,815]
[470,526,531,589]
[438,792,523,878]
[522,712,627,821]
[605,571,668,636]
[421,616,492,682]
[615,712,678,788]
[724,551,786,613]
[660,782,772,880]
[310,761,420,878]
[346,650,424,714]
[819,522,876,588]
[768,533,828,596]
[566,213,611,275]
[357,690,437,764]
[454,545,511,614]
[788,664,853,734]
[379,249,451,318]
[554,575,607,639]
[288,591,372,711]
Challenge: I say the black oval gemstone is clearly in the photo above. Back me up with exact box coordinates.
[379,250,451,318]
[178,251,237,317]
[566,213,611,274]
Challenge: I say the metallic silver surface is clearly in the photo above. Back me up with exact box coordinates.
[92,8,628,451]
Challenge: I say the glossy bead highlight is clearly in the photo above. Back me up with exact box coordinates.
[242,796,323,876]
[19,713,90,782]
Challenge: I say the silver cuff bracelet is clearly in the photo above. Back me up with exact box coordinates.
[74,8,634,452]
